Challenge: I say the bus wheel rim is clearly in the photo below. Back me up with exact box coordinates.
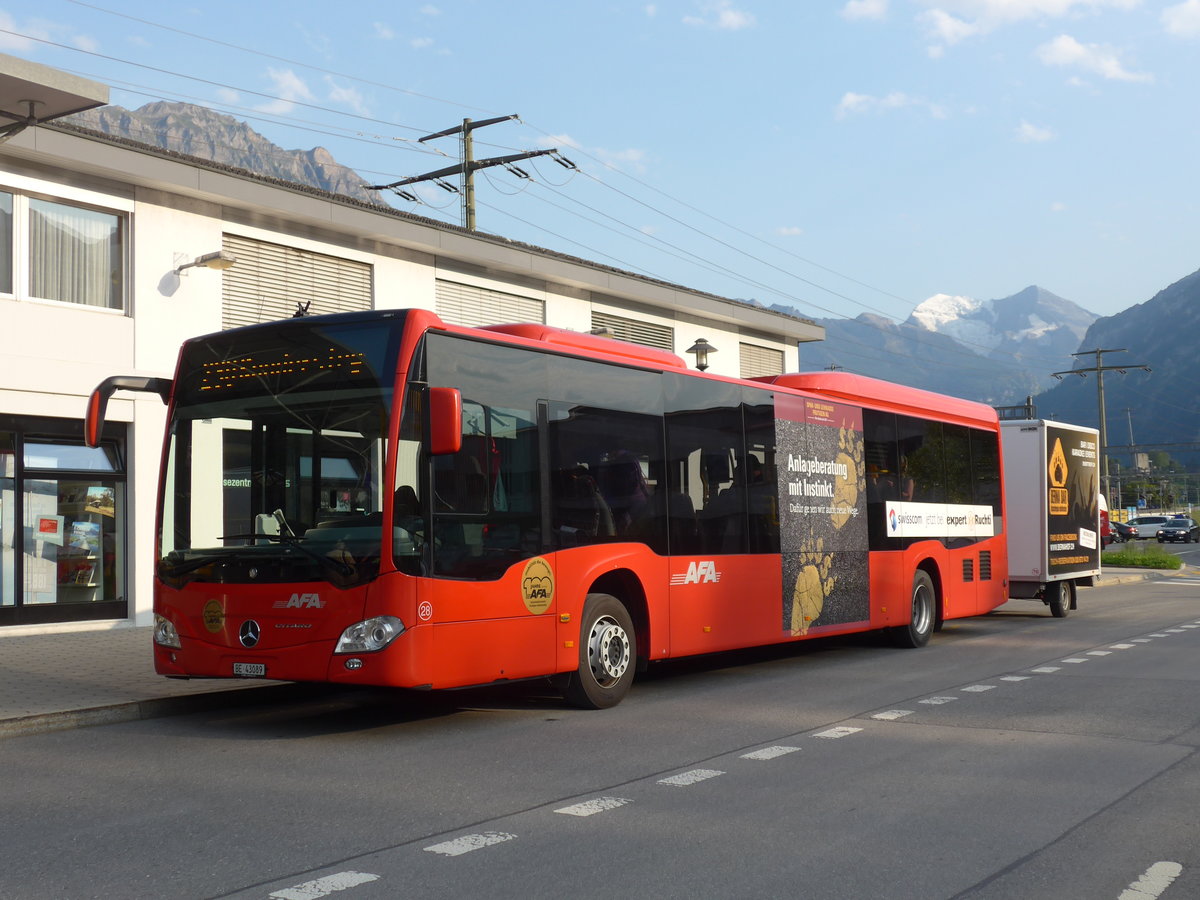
[913,583,932,633]
[589,616,630,686]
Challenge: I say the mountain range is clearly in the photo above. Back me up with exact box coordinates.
[63,101,1196,463]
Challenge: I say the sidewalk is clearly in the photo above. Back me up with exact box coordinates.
[0,566,1167,739]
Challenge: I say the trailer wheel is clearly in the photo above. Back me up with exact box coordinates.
[561,593,636,709]
[1047,580,1074,618]
[891,570,935,648]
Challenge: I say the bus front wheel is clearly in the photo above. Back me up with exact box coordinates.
[562,593,636,710]
[891,570,935,648]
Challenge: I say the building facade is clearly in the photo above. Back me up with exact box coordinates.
[0,75,822,635]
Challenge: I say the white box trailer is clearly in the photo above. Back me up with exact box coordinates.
[1000,419,1102,616]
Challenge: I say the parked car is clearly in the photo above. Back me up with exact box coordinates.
[1126,515,1171,538]
[1157,518,1200,543]
[1110,521,1136,542]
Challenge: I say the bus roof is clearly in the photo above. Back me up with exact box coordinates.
[757,371,999,428]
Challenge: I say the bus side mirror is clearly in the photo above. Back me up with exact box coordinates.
[427,386,462,456]
[84,376,173,447]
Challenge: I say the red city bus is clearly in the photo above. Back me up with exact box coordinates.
[86,309,1006,708]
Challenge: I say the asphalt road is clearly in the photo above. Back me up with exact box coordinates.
[3,575,1198,900]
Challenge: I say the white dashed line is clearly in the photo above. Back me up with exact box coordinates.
[555,797,632,817]
[1165,629,1186,633]
[1110,644,1136,649]
[424,832,516,857]
[1031,666,1061,673]
[1118,861,1182,900]
[269,872,380,900]
[659,769,724,786]
[813,726,863,738]
[1181,624,1200,629]
[872,709,914,720]
[920,696,958,705]
[1000,675,1030,681]
[741,745,801,760]
[1132,638,1153,643]
[1149,633,1169,638]
[1087,650,1112,656]
[961,684,996,692]
[1062,658,1089,664]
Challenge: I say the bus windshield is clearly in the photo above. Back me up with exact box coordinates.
[159,314,404,587]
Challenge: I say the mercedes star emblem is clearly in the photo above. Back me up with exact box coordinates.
[239,619,261,648]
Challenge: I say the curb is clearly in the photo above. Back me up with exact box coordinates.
[0,682,307,739]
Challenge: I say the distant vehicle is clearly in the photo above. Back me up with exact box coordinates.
[1111,521,1136,542]
[1099,494,1113,547]
[1126,515,1171,538]
[1157,518,1200,543]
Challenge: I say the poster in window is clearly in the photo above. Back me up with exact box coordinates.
[775,394,869,636]
[68,520,101,555]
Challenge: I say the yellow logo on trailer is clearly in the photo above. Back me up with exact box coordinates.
[1048,438,1069,516]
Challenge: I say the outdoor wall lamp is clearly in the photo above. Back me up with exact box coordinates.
[175,250,237,275]
[686,338,716,372]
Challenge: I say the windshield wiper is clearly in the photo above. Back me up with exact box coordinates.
[159,551,237,577]
[216,529,355,577]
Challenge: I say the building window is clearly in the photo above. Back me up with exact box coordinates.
[739,342,785,378]
[591,311,674,352]
[29,199,124,309]
[222,234,373,328]
[0,418,128,626]
[0,189,127,310]
[436,279,545,327]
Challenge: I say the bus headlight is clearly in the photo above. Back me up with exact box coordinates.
[154,614,182,649]
[335,616,405,654]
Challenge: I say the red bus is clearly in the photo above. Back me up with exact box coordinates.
[86,309,1006,708]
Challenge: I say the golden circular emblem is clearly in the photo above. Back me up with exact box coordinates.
[520,557,554,615]
[202,599,225,633]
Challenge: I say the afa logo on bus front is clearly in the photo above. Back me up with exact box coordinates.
[521,557,554,615]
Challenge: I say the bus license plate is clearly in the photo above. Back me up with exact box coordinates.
[233,662,266,677]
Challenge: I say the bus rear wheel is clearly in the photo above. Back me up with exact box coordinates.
[561,593,636,710]
[891,570,935,648]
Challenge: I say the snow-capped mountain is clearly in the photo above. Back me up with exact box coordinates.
[906,286,1097,365]
[776,285,1099,405]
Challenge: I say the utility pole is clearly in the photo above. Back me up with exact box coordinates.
[1052,348,1151,503]
[367,114,575,231]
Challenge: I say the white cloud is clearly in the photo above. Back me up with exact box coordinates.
[918,0,1141,52]
[411,37,434,49]
[645,4,658,16]
[1051,201,1067,211]
[842,0,888,20]
[255,68,316,115]
[372,22,395,40]
[1016,120,1055,141]
[419,4,441,15]
[1036,34,1152,82]
[1162,0,1200,36]
[836,90,947,119]
[536,133,583,150]
[683,1,756,30]
[595,147,648,173]
[777,226,804,236]
[215,87,240,105]
[326,78,369,116]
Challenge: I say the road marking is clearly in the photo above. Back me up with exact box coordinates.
[920,696,958,705]
[742,745,801,760]
[1132,638,1153,643]
[1165,628,1186,633]
[555,797,632,817]
[1110,643,1136,649]
[1182,624,1200,629]
[1031,666,1061,673]
[1148,633,1169,638]
[872,709,913,720]
[269,872,379,900]
[1000,675,1030,681]
[1087,650,1112,656]
[659,768,724,786]
[961,684,996,692]
[1118,861,1182,900]
[813,726,863,738]
[424,832,516,857]
[1062,658,1090,663]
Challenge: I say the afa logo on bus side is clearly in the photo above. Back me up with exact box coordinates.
[521,557,554,615]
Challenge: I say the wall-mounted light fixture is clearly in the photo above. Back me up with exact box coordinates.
[686,338,716,372]
[175,250,237,275]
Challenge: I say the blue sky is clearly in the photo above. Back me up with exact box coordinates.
[3,0,1198,322]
